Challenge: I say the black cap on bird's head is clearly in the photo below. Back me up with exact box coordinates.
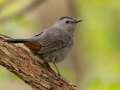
[59,16,82,24]
[54,16,82,33]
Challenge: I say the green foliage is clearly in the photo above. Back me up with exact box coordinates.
[76,0,120,89]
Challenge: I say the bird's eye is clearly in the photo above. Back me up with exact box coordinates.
[65,21,70,24]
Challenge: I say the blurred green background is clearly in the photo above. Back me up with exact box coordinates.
[0,0,120,90]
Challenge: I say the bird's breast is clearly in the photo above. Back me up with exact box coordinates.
[39,41,73,63]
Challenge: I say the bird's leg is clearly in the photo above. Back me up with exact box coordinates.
[53,62,61,76]
[43,61,61,75]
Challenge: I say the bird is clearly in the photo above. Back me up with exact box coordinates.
[6,16,82,75]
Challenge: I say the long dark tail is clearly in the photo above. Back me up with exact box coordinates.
[6,39,30,43]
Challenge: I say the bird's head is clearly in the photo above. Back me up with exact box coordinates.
[54,16,82,33]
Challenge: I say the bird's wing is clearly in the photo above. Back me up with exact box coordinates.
[32,28,72,54]
[33,31,44,37]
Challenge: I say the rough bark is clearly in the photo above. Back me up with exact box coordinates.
[0,34,79,90]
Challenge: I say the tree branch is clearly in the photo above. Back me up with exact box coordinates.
[0,35,79,90]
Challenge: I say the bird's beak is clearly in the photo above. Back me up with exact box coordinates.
[75,19,83,23]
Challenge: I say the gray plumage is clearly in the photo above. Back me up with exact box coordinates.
[33,27,73,63]
[7,16,82,74]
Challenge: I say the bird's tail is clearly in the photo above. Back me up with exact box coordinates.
[6,39,30,43]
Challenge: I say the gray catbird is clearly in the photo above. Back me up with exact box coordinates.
[6,16,82,75]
